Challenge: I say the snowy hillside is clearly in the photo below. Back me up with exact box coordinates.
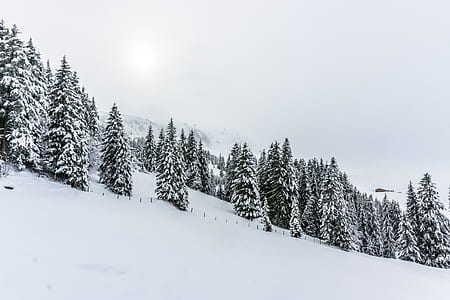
[99,111,248,155]
[0,172,449,300]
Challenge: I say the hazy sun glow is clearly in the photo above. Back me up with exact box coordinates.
[128,41,156,73]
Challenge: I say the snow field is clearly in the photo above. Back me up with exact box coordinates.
[0,171,449,300]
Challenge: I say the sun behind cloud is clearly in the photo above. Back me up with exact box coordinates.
[128,41,157,73]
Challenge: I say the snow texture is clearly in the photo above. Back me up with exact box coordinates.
[0,171,449,300]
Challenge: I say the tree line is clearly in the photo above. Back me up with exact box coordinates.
[0,20,448,269]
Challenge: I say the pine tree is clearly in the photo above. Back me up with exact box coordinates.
[264,140,297,229]
[25,38,49,167]
[86,96,100,137]
[416,173,450,268]
[185,129,199,188]
[389,199,402,248]
[261,199,273,232]
[320,158,351,250]
[44,59,53,85]
[301,159,323,237]
[0,20,9,157]
[142,124,156,172]
[86,96,100,170]
[257,150,267,195]
[224,143,241,202]
[289,196,302,238]
[294,158,309,218]
[359,195,382,256]
[179,128,187,163]
[0,25,44,169]
[44,56,89,190]
[99,104,133,196]
[380,196,397,258]
[280,138,298,225]
[231,143,261,220]
[340,173,360,250]
[397,213,421,263]
[197,140,211,193]
[155,119,189,210]
[155,128,165,168]
[68,71,90,189]
[406,182,420,239]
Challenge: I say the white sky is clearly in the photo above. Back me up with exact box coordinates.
[4,0,450,200]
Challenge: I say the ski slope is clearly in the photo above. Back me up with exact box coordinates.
[0,171,448,300]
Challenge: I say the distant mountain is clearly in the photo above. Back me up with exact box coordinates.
[99,111,249,155]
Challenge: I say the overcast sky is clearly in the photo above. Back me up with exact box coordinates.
[4,0,450,198]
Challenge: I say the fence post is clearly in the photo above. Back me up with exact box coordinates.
[203,212,206,218]
[190,208,193,213]
[215,216,217,221]
[102,192,104,196]
[140,197,142,203]
[257,225,259,230]
[117,195,119,199]
[226,219,228,223]
[150,197,152,203]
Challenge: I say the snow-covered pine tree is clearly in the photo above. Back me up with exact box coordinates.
[44,56,89,190]
[231,143,261,220]
[155,128,165,169]
[78,88,99,170]
[44,59,53,86]
[142,124,156,172]
[359,194,382,256]
[406,181,420,238]
[264,140,296,229]
[380,195,397,258]
[320,158,352,250]
[388,199,402,248]
[0,25,44,169]
[289,196,302,238]
[185,129,200,188]
[261,199,273,232]
[351,189,365,252]
[397,213,421,263]
[155,119,189,210]
[224,143,241,202]
[197,140,211,194]
[294,158,309,219]
[342,174,360,250]
[0,20,9,157]
[179,128,187,163]
[69,71,90,189]
[86,96,100,170]
[280,139,298,226]
[301,158,323,238]
[257,150,267,194]
[25,38,49,165]
[99,103,133,196]
[416,173,450,268]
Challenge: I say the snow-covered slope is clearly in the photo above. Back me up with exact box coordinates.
[99,111,247,155]
[0,172,448,300]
